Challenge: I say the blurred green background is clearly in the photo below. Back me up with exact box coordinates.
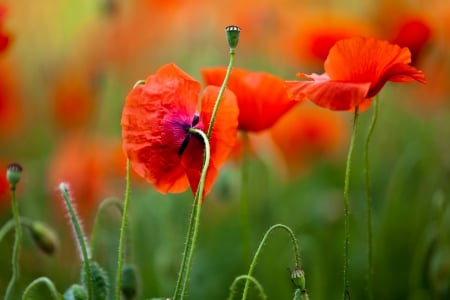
[0,0,449,299]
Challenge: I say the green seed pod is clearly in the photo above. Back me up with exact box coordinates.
[81,261,110,300]
[291,267,306,290]
[30,221,59,255]
[64,284,88,300]
[225,25,241,50]
[6,162,23,190]
[121,264,138,300]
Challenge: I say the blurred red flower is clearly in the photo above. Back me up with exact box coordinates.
[202,67,297,132]
[286,37,426,111]
[269,104,348,179]
[0,5,11,54]
[48,134,123,223]
[0,163,9,205]
[287,14,374,66]
[51,63,99,131]
[0,61,21,138]
[121,63,238,196]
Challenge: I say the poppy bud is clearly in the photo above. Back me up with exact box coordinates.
[30,221,59,255]
[291,267,306,290]
[81,261,110,300]
[64,284,88,300]
[6,162,23,190]
[225,25,241,51]
[121,264,138,299]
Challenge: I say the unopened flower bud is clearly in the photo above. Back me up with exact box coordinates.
[64,284,88,300]
[121,264,138,299]
[225,25,241,50]
[30,221,59,255]
[6,163,23,190]
[81,261,109,299]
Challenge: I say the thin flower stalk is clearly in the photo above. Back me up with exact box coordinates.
[228,275,267,300]
[342,106,360,300]
[21,277,60,300]
[364,96,379,300]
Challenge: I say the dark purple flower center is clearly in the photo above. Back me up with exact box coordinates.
[178,113,201,156]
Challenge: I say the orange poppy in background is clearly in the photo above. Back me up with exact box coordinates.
[286,36,426,111]
[0,5,11,54]
[270,104,347,179]
[0,163,9,205]
[51,63,99,131]
[287,14,375,66]
[48,134,123,223]
[202,67,297,132]
[121,63,238,196]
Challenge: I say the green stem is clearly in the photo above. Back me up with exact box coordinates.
[4,188,22,300]
[240,132,251,265]
[364,97,379,300]
[115,159,131,300]
[178,128,211,299]
[90,198,123,253]
[228,275,267,300]
[342,106,360,300]
[59,183,93,300]
[173,191,198,299]
[206,49,236,138]
[21,277,60,300]
[242,224,301,300]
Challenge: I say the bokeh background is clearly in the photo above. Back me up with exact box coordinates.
[0,0,449,299]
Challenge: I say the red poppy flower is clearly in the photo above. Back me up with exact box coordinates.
[202,67,297,132]
[285,36,426,111]
[121,63,238,196]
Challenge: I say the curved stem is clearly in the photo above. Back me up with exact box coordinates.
[178,128,211,298]
[4,188,22,300]
[242,224,302,300]
[115,159,131,300]
[59,183,93,300]
[206,50,236,138]
[364,97,379,300]
[90,198,123,253]
[342,106,360,300]
[21,277,60,300]
[0,217,34,244]
[228,275,267,300]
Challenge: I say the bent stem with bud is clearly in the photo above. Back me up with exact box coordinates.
[241,224,303,300]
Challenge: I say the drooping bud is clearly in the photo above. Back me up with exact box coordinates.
[121,264,138,300]
[64,284,88,300]
[225,25,241,51]
[6,162,23,190]
[29,221,59,255]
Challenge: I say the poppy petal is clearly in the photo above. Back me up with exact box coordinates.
[181,86,238,196]
[121,63,200,194]
[324,37,425,90]
[285,77,371,111]
[203,67,297,131]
